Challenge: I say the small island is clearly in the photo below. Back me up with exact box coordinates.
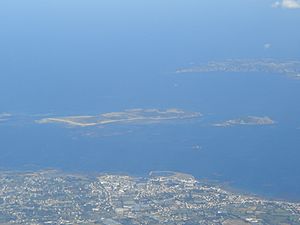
[176,59,300,79]
[36,108,202,127]
[0,113,11,122]
[213,116,275,127]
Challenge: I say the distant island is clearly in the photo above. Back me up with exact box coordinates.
[0,170,299,225]
[176,59,300,79]
[0,113,11,123]
[36,108,201,127]
[213,116,276,127]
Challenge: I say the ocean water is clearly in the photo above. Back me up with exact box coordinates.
[0,0,300,201]
[1,72,300,201]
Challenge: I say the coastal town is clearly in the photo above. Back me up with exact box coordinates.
[0,170,299,225]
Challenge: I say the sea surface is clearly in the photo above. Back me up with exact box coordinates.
[1,72,300,201]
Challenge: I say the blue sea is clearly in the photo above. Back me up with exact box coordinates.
[0,0,300,201]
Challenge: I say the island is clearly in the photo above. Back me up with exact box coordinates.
[176,59,300,79]
[213,116,276,127]
[0,113,11,123]
[36,108,202,127]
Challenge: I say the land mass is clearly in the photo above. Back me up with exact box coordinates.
[0,170,299,225]
[213,116,275,127]
[0,113,12,123]
[176,59,300,79]
[36,108,201,127]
